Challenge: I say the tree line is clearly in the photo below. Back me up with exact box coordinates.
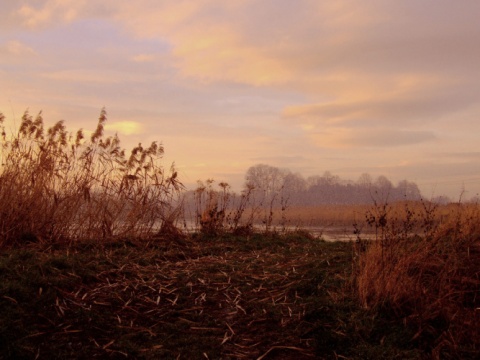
[242,164,422,206]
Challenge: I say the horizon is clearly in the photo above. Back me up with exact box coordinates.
[1,1,480,200]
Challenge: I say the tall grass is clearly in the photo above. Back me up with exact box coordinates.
[355,200,480,358]
[188,178,296,235]
[0,109,183,248]
[190,179,256,235]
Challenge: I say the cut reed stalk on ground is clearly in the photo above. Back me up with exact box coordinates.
[0,233,423,359]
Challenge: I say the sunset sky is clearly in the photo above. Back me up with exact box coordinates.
[1,1,480,199]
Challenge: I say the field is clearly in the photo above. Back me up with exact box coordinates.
[1,233,426,360]
[278,205,373,228]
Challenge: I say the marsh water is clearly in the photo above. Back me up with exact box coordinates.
[182,221,374,242]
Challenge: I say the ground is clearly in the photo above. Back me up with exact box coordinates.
[0,233,421,359]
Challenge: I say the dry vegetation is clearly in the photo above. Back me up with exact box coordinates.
[272,202,467,230]
[0,110,182,248]
[1,233,423,359]
[0,111,479,359]
[276,204,372,229]
[355,200,480,359]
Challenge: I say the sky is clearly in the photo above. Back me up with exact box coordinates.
[1,0,480,199]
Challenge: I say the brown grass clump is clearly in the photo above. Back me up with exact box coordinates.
[356,201,480,358]
[0,110,183,248]
[188,179,258,236]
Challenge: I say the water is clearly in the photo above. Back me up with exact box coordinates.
[282,225,371,242]
[181,220,373,242]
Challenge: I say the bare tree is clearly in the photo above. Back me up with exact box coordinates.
[374,175,393,203]
[357,173,373,188]
[244,164,290,231]
[396,180,421,200]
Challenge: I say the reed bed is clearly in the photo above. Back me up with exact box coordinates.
[356,201,480,359]
[280,202,463,230]
[185,198,378,236]
[0,110,182,248]
[278,205,372,229]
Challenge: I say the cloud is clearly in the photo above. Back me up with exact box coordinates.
[131,53,156,63]
[280,71,468,149]
[434,152,480,161]
[307,127,436,148]
[7,1,480,89]
[38,64,159,85]
[16,1,86,28]
[105,0,480,148]
[172,29,291,85]
[14,1,115,29]
[111,1,303,85]
[0,1,110,31]
[0,40,36,57]
[281,68,477,149]
[2,0,480,198]
[283,89,475,127]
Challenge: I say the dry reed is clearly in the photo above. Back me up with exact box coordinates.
[356,201,480,358]
[0,109,183,248]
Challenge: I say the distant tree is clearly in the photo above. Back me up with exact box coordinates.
[375,175,393,189]
[244,164,290,231]
[283,172,306,198]
[242,165,424,207]
[357,173,373,188]
[372,175,393,203]
[307,171,340,188]
[396,180,422,200]
[245,164,286,199]
[306,175,321,188]
[322,171,340,186]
